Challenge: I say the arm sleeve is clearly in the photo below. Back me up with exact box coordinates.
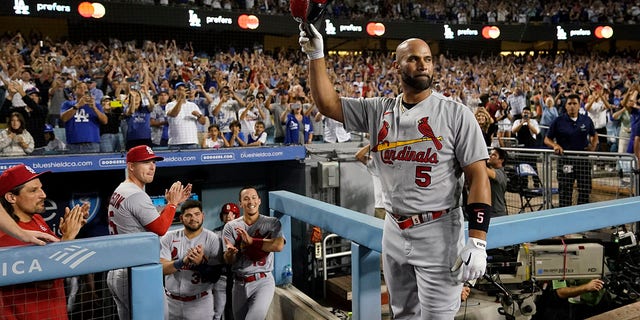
[145,205,176,236]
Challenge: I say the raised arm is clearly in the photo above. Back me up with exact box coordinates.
[300,24,343,122]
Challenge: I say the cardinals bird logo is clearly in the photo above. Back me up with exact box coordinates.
[418,117,442,150]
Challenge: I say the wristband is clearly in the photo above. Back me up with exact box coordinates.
[250,238,264,249]
[173,259,184,270]
[465,203,492,233]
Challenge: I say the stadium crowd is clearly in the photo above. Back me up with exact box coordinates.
[110,0,640,24]
[1,30,640,156]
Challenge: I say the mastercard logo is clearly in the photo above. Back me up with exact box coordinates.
[366,22,385,37]
[78,2,105,19]
[594,26,613,39]
[481,26,500,39]
[238,14,259,30]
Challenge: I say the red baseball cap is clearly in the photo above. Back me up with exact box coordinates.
[219,202,240,221]
[126,145,164,163]
[0,164,50,196]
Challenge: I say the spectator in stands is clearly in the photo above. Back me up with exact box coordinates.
[544,94,598,207]
[254,92,273,140]
[475,107,497,146]
[0,164,87,320]
[625,85,640,154]
[316,112,351,143]
[511,108,540,148]
[282,102,313,145]
[495,93,513,146]
[239,94,265,138]
[247,120,267,146]
[539,95,559,148]
[86,78,104,103]
[211,85,242,134]
[224,120,247,147]
[485,92,502,123]
[60,82,108,153]
[202,124,228,149]
[265,89,289,143]
[99,95,124,153]
[0,112,34,156]
[612,88,634,153]
[507,87,527,120]
[188,79,213,146]
[123,88,154,150]
[4,84,47,149]
[486,147,508,217]
[585,84,612,152]
[166,82,207,149]
[43,123,66,152]
[47,73,68,127]
[150,88,170,148]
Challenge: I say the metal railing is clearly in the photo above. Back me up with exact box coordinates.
[501,148,637,213]
[0,233,163,320]
[270,191,640,320]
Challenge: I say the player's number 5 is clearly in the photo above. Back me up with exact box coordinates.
[415,166,432,187]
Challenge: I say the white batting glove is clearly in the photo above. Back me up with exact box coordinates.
[451,237,487,282]
[299,23,324,60]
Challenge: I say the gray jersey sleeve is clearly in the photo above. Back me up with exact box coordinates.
[338,93,487,213]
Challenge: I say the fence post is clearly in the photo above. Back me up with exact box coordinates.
[130,264,164,320]
[351,242,381,320]
[272,209,292,285]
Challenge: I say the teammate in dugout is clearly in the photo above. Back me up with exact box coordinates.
[213,203,241,320]
[300,26,492,318]
[223,186,285,320]
[107,145,193,320]
[0,164,88,320]
[160,199,225,320]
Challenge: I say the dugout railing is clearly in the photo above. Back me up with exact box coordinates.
[0,233,163,320]
[269,191,640,320]
[2,192,640,320]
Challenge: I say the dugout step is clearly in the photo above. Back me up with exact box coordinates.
[326,275,389,311]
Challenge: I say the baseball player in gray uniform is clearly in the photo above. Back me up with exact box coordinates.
[107,145,192,320]
[160,200,224,320]
[301,27,492,319]
[213,202,241,320]
[222,186,285,320]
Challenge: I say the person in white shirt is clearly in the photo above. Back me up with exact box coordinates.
[211,86,243,134]
[166,82,207,149]
[238,94,265,138]
[315,113,350,143]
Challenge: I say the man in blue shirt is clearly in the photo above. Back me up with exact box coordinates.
[544,94,599,207]
[60,82,108,153]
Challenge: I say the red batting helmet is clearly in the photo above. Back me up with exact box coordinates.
[219,202,240,221]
